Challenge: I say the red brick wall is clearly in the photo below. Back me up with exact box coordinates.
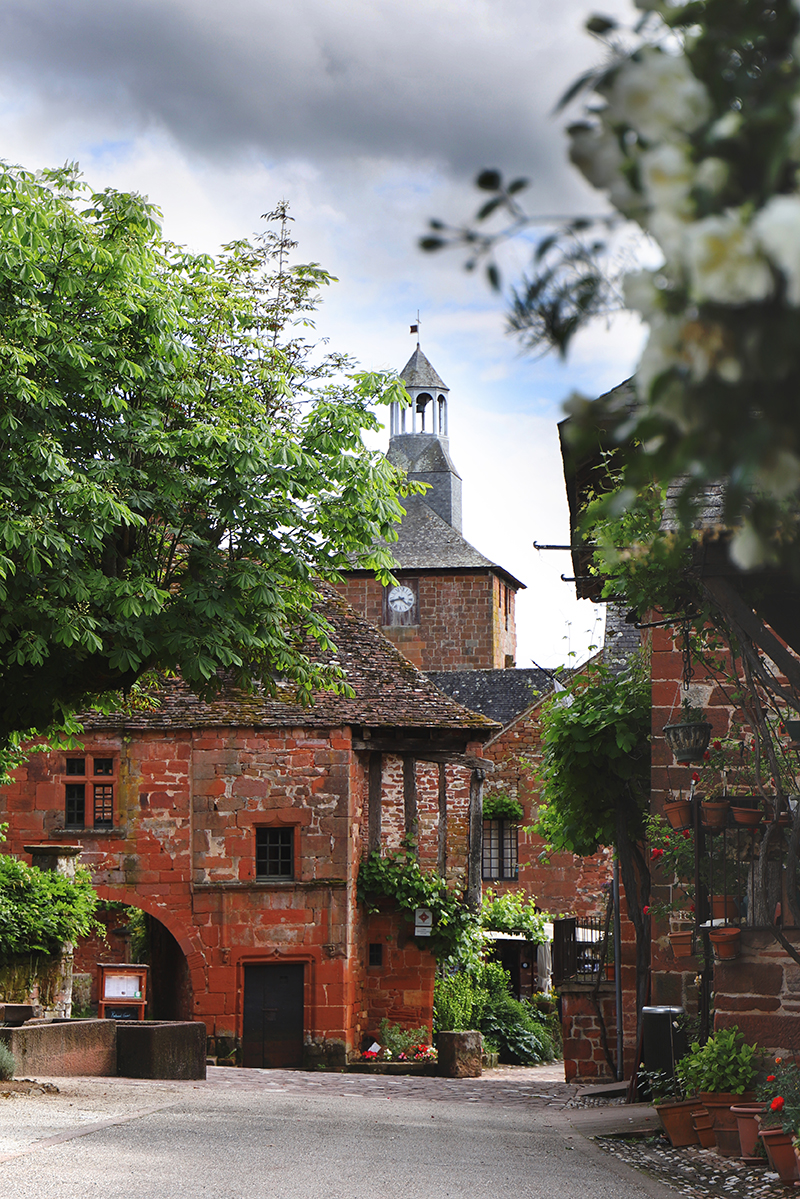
[560,986,619,1081]
[336,573,515,670]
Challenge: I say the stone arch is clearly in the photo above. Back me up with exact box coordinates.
[92,884,206,1019]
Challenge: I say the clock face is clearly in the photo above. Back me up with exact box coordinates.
[388,585,415,614]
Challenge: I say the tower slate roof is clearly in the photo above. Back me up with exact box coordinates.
[78,583,499,735]
[355,493,525,589]
[400,347,448,392]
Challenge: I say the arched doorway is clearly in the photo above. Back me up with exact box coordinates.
[74,896,194,1021]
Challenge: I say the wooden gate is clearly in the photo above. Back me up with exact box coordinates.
[242,963,305,1069]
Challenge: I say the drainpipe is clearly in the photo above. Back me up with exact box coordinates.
[613,855,624,1081]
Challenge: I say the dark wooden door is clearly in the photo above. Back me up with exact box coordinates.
[242,963,304,1069]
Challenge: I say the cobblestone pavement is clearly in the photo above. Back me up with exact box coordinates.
[596,1134,788,1199]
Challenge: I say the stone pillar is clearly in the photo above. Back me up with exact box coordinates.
[437,1030,482,1077]
[23,845,84,1018]
[465,768,484,909]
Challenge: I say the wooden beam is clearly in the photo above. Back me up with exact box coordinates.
[437,762,447,878]
[368,752,382,854]
[352,741,494,771]
[703,577,800,694]
[403,756,418,849]
[466,768,485,910]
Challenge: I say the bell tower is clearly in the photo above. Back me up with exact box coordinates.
[388,346,462,533]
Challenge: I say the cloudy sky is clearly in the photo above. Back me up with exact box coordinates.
[0,0,645,668]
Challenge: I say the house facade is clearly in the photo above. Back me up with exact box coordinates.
[2,586,496,1066]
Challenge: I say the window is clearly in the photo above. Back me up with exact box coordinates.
[482,818,518,881]
[65,758,115,829]
[255,828,294,879]
[368,943,383,967]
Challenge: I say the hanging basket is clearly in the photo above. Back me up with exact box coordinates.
[663,721,713,764]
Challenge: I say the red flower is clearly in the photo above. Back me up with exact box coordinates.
[767,1075,776,1083]
[651,848,664,860]
[689,903,695,912]
[771,1096,785,1112]
[691,772,701,783]
[643,906,650,916]
[683,830,692,840]
[713,740,722,750]
[703,750,711,761]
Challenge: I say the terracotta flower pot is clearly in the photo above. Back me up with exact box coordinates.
[655,1098,700,1148]
[699,1091,754,1157]
[669,930,694,959]
[731,806,763,828]
[760,1127,800,1182]
[691,1108,715,1149]
[730,1103,765,1159]
[708,927,741,960]
[702,800,730,830]
[710,895,738,921]
[664,798,692,830]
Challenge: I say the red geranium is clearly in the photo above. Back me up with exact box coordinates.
[650,848,664,860]
[767,1075,776,1082]
[771,1096,785,1112]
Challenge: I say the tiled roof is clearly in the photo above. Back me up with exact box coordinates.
[80,584,498,735]
[359,494,526,589]
[400,348,448,391]
[426,668,551,726]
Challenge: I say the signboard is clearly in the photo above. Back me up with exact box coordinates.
[414,907,433,936]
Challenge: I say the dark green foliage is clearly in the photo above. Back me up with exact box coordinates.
[0,1044,15,1080]
[481,889,548,941]
[357,849,478,960]
[0,856,102,958]
[676,1025,758,1096]
[482,792,524,821]
[0,166,416,760]
[535,659,651,857]
[433,962,557,1065]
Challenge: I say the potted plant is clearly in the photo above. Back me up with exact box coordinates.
[675,1027,758,1156]
[663,794,693,830]
[641,1068,699,1148]
[663,700,713,765]
[757,1057,800,1182]
[708,925,741,960]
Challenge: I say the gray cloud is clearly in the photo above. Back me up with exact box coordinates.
[0,0,634,179]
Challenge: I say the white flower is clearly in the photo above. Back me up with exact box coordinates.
[694,157,728,196]
[568,123,639,214]
[753,194,800,304]
[606,49,711,143]
[636,314,683,396]
[684,210,773,305]
[708,112,742,142]
[640,143,695,216]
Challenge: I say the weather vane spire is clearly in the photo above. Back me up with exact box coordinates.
[409,311,421,347]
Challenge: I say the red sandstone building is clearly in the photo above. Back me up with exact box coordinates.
[3,587,496,1066]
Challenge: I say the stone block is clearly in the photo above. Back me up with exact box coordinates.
[437,1030,482,1078]
[0,1018,117,1076]
[116,1021,207,1080]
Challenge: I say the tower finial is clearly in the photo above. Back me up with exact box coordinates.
[409,311,421,347]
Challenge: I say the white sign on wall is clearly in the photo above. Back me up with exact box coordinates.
[414,908,433,936]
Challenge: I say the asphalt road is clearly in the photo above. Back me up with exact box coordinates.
[0,1067,673,1199]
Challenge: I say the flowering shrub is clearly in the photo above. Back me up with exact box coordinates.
[758,1057,800,1132]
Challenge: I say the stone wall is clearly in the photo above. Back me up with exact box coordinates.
[559,985,619,1082]
[713,930,800,1052]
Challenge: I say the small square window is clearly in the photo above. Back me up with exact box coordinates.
[368,943,383,968]
[255,828,294,879]
[93,758,113,776]
[65,784,86,827]
[66,759,86,776]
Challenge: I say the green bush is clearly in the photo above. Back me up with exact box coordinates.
[433,961,557,1065]
[378,1019,430,1056]
[433,973,475,1031]
[0,856,103,958]
[0,1043,15,1081]
[676,1026,758,1097]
